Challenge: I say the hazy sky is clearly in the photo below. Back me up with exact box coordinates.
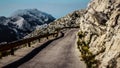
[0,0,90,18]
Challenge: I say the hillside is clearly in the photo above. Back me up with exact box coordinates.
[77,0,120,68]
[26,10,82,38]
[0,9,55,43]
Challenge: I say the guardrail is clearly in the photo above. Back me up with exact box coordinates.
[0,26,79,58]
[0,33,58,57]
[55,26,79,32]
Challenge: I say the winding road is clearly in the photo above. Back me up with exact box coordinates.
[4,29,86,68]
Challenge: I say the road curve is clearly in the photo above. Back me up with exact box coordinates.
[6,29,86,68]
[19,29,86,68]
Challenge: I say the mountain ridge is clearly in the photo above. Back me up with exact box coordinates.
[0,9,55,43]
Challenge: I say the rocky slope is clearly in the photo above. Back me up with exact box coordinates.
[26,10,82,38]
[0,9,55,43]
[77,0,120,68]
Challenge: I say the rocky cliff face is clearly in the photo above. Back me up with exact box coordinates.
[77,0,120,68]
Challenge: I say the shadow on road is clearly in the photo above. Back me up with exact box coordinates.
[3,32,64,68]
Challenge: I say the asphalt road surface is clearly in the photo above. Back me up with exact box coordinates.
[4,29,86,68]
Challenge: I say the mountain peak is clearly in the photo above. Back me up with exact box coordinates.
[12,9,53,18]
[0,9,55,43]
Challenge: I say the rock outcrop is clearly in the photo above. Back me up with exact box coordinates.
[77,0,120,68]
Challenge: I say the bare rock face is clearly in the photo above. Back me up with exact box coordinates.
[77,0,120,68]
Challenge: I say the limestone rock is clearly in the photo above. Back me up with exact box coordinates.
[77,0,120,68]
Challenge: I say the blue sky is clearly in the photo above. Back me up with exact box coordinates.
[0,0,90,18]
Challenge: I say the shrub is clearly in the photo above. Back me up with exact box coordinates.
[77,35,99,68]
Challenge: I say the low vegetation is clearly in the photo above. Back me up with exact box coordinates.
[77,31,99,68]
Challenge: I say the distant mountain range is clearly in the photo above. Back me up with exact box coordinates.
[0,9,55,43]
